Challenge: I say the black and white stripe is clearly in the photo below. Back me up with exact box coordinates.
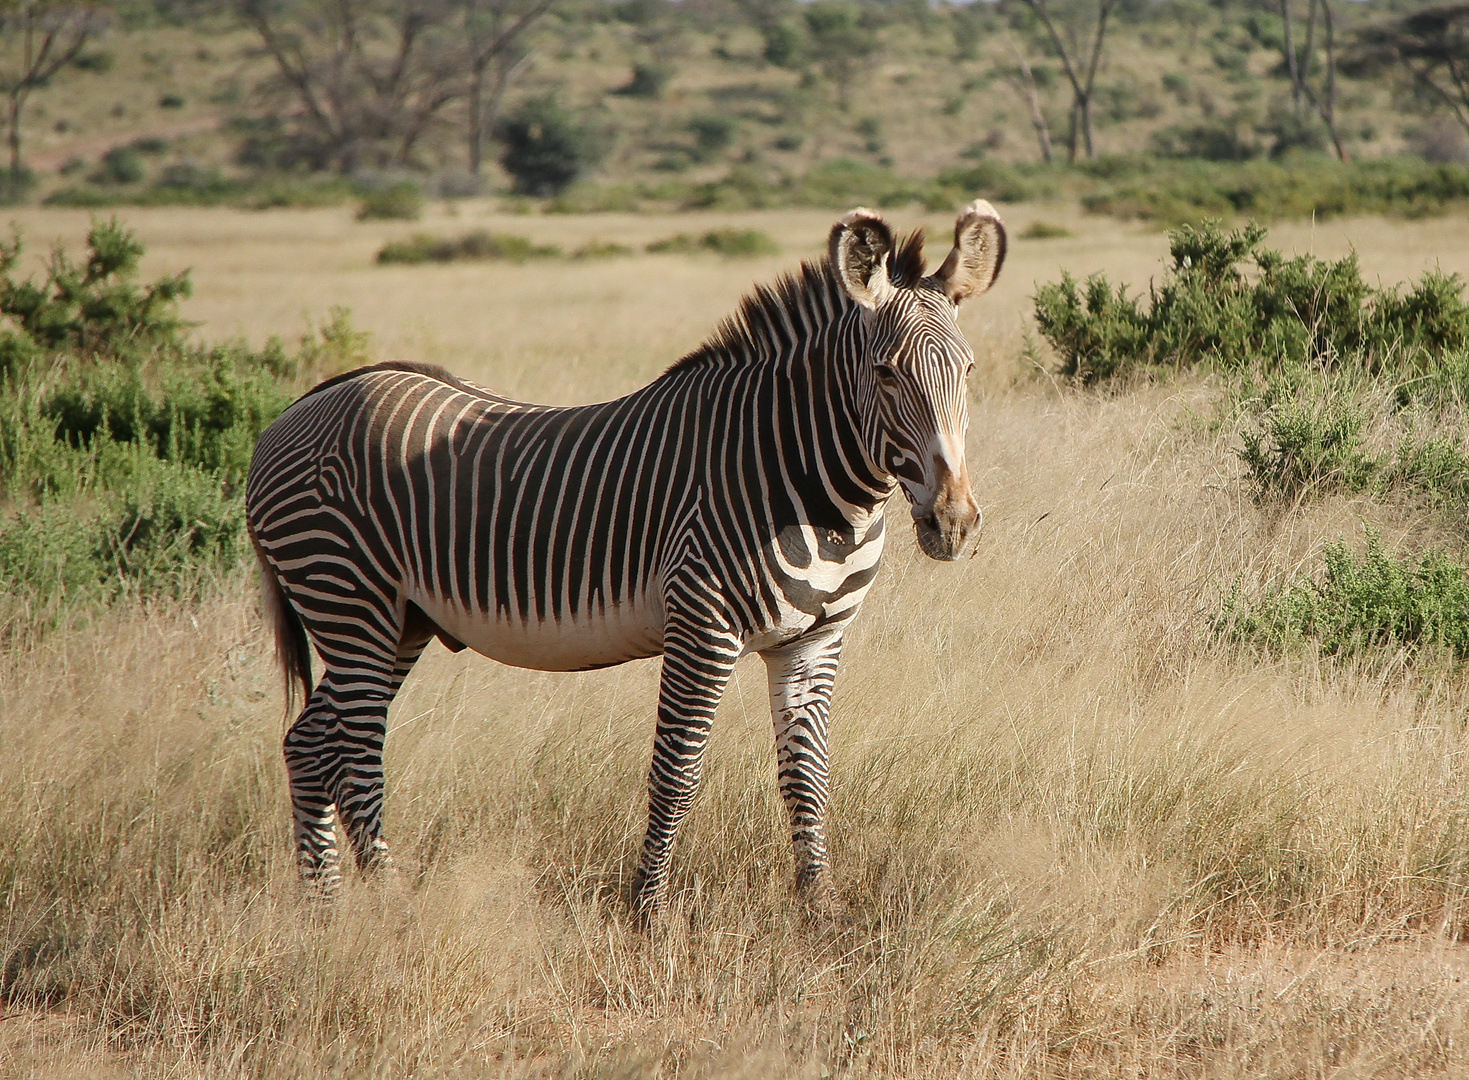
[246,202,1005,911]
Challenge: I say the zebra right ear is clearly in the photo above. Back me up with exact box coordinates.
[830,208,896,310]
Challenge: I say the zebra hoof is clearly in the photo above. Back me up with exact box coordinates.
[796,873,846,921]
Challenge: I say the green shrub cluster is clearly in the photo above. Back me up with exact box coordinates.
[1079,157,1469,224]
[1218,535,1469,664]
[374,228,778,264]
[1236,385,1379,502]
[645,228,779,256]
[45,174,361,211]
[1031,221,1469,668]
[1035,221,1469,384]
[377,230,562,264]
[1233,370,1469,509]
[356,182,424,222]
[0,221,357,642]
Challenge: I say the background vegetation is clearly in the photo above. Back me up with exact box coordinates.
[4,0,1469,221]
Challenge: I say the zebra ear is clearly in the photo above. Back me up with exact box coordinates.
[830,207,896,310]
[935,199,1007,304]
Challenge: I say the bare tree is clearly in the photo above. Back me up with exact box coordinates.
[1346,2,1469,144]
[1277,0,1349,160]
[1000,39,1053,164]
[0,2,108,179]
[457,0,554,175]
[236,0,465,172]
[1015,0,1119,161]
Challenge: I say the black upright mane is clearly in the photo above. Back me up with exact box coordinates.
[665,229,929,375]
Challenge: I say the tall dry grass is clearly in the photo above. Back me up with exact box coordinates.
[5,207,1469,1077]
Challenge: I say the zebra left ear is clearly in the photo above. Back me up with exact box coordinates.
[935,200,1007,304]
[830,207,896,310]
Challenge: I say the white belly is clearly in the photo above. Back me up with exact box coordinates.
[414,592,665,671]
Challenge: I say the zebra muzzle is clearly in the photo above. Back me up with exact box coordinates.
[912,496,981,561]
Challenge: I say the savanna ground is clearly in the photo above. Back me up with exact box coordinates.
[6,201,1469,1077]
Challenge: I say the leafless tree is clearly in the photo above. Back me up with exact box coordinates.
[1346,2,1469,144]
[1001,39,1053,164]
[1015,0,1119,161]
[457,0,554,175]
[0,1,108,178]
[1277,0,1348,160]
[236,0,465,172]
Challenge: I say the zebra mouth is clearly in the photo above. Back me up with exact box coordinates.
[914,511,977,561]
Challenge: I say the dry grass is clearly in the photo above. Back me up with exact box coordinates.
[6,206,1469,1077]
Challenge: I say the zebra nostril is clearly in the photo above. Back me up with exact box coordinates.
[922,511,940,532]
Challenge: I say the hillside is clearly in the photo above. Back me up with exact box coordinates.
[4,0,1466,218]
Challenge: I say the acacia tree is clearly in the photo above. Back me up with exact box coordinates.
[1276,0,1349,160]
[803,1,878,112]
[236,0,465,172]
[458,0,555,175]
[0,2,108,180]
[1002,41,1054,164]
[1013,0,1119,161]
[1347,2,1469,144]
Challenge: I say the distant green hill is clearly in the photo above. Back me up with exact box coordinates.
[4,0,1467,219]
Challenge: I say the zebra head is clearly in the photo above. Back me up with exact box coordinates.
[830,200,1007,561]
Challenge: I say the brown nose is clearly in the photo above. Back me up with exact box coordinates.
[914,459,981,560]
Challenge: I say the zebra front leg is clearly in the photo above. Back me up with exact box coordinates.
[328,618,435,877]
[762,631,844,913]
[631,617,741,915]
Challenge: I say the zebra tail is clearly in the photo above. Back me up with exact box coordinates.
[250,531,313,720]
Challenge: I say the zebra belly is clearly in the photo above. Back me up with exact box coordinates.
[412,593,666,672]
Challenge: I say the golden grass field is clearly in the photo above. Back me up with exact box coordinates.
[7,203,1469,1077]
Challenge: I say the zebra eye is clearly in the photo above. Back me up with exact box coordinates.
[874,363,898,383]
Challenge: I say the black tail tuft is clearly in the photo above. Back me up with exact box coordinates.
[251,533,313,719]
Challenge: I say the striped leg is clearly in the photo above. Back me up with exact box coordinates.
[284,619,429,892]
[763,631,844,911]
[631,610,741,914]
[284,688,345,892]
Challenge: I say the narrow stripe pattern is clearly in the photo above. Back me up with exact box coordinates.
[245,213,998,911]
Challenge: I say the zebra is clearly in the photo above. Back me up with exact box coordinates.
[245,201,1006,914]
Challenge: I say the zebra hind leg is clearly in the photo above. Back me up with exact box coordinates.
[284,623,432,892]
[283,687,347,895]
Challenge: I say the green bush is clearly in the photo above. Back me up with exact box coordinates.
[376,231,563,264]
[496,97,607,198]
[1218,535,1469,663]
[0,221,357,641]
[356,182,424,222]
[1019,221,1073,240]
[45,175,359,211]
[90,146,146,186]
[1034,220,1469,383]
[1080,157,1469,224]
[572,240,634,259]
[646,229,779,256]
[688,114,738,163]
[1150,120,1261,162]
[1237,389,1378,502]
[615,63,672,98]
[0,219,190,365]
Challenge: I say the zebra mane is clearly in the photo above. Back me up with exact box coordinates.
[666,229,929,375]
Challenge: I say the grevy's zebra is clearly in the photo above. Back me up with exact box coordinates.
[246,201,1006,913]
